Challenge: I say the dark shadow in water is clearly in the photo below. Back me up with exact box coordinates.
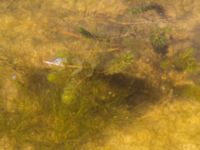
[97,73,162,113]
[2,67,162,149]
[191,24,200,61]
[189,24,200,84]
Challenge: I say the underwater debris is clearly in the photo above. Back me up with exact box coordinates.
[78,27,97,39]
[43,58,66,67]
[11,74,16,80]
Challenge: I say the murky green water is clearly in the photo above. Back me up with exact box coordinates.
[0,0,200,149]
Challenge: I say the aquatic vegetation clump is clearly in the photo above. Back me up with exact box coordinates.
[150,28,170,55]
[161,48,200,73]
[104,52,134,75]
[130,2,166,17]
[0,0,200,149]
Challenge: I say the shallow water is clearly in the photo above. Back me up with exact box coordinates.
[0,0,200,149]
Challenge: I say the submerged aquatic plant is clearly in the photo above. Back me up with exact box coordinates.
[104,52,134,75]
[0,0,200,150]
[150,28,169,55]
[161,48,200,73]
[130,2,165,16]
